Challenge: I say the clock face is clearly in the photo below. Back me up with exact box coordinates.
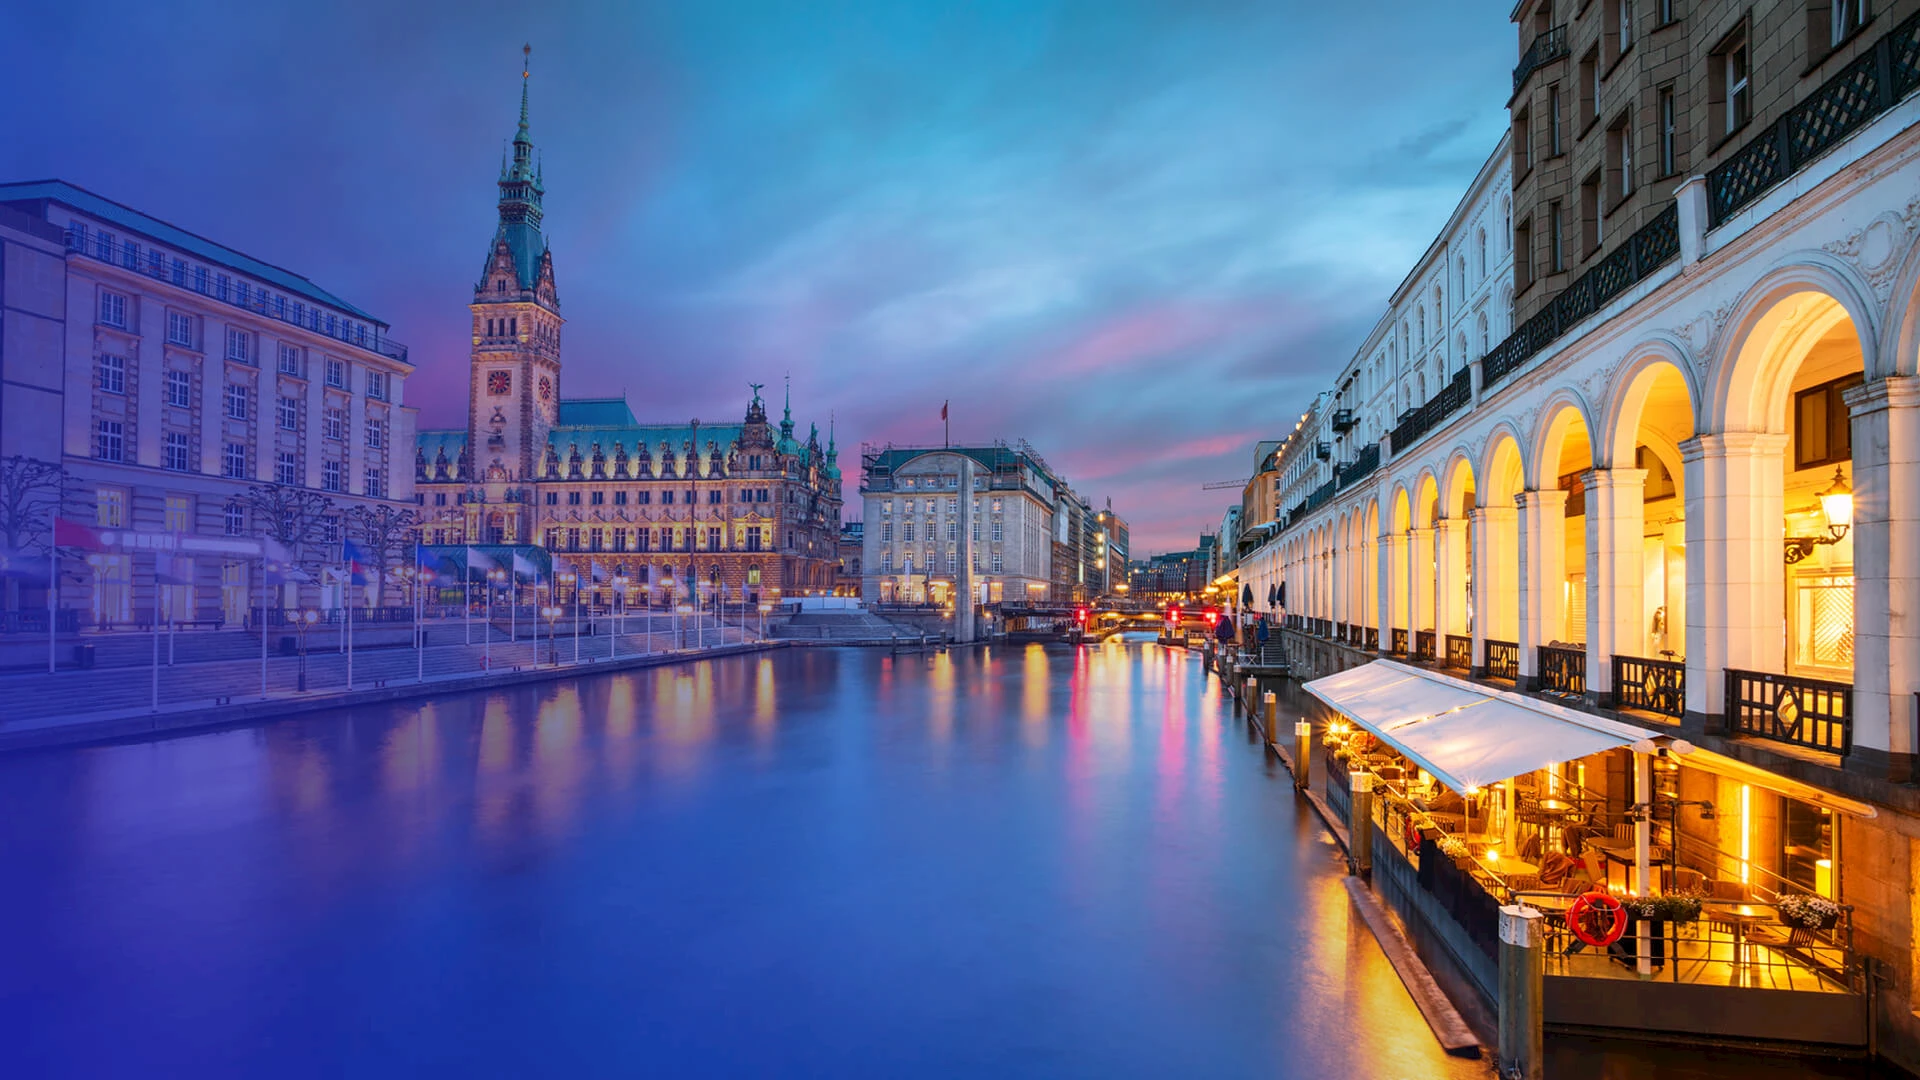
[487,371,511,396]
[538,376,554,402]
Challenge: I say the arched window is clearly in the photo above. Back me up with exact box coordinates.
[1476,227,1488,277]
[1456,257,1466,296]
[1455,333,1468,369]
[1476,311,1489,355]
[1500,198,1511,250]
[1415,309,1425,348]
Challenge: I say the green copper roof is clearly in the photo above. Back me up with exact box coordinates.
[556,398,638,426]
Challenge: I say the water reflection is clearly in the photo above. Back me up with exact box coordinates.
[0,643,1886,1079]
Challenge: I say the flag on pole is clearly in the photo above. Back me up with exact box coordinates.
[513,552,540,580]
[590,561,608,584]
[468,546,498,573]
[54,518,104,551]
[343,540,371,585]
[940,401,948,422]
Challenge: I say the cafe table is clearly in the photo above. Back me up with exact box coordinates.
[1717,903,1775,987]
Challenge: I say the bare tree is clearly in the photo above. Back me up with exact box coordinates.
[240,483,335,571]
[348,503,415,606]
[0,456,64,612]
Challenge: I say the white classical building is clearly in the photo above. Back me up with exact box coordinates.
[0,181,417,626]
[858,442,1067,605]
[1242,6,1920,1059]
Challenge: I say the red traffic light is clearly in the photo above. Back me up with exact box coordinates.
[1074,607,1088,624]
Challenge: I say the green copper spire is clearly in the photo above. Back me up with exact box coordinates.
[483,44,548,293]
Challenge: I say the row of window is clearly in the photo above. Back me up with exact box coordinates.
[95,420,389,496]
[539,527,771,553]
[74,221,391,361]
[540,486,779,507]
[877,551,1004,574]
[102,356,385,443]
[878,498,1004,515]
[97,288,386,397]
[878,520,1003,542]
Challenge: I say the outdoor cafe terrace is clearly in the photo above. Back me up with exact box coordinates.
[1304,661,1874,1049]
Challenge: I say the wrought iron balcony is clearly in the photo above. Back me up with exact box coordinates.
[1387,367,1472,456]
[1725,669,1853,756]
[1708,9,1920,227]
[1315,441,1332,460]
[1336,444,1380,490]
[1482,204,1680,393]
[1330,409,1355,432]
[1512,24,1568,94]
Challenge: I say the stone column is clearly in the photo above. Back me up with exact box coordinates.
[1330,542,1343,629]
[1379,531,1404,651]
[1681,433,1786,727]
[1583,468,1646,705]
[1473,505,1520,674]
[1516,489,1568,691]
[1844,376,1920,777]
[1408,525,1433,650]
[1436,517,1468,640]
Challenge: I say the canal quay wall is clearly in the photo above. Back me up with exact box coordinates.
[0,640,791,754]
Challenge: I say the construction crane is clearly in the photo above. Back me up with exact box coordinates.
[1200,478,1247,491]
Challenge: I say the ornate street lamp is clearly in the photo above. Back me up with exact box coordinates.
[1785,466,1854,564]
[541,604,562,665]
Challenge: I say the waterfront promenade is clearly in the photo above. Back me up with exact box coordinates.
[0,615,763,752]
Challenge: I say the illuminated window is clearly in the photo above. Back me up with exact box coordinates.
[1793,572,1854,673]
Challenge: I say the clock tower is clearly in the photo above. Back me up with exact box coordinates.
[469,45,562,489]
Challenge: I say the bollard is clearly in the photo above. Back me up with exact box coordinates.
[1498,905,1544,1080]
[1349,771,1373,879]
[1224,655,1238,710]
[1295,719,1312,790]
[1262,691,1278,745]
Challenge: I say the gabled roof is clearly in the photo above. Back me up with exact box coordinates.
[0,179,383,325]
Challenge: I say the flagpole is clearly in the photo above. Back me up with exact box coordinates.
[259,553,268,697]
[572,573,580,663]
[150,564,160,711]
[464,546,472,645]
[346,577,355,690]
[417,548,426,683]
[48,545,57,676]
[510,567,518,665]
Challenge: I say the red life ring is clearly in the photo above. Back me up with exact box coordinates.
[1566,891,1627,948]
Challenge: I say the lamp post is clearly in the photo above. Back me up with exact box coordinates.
[541,604,562,665]
[296,607,319,691]
[758,601,771,640]
[559,570,579,662]
[485,566,507,669]
[665,575,678,649]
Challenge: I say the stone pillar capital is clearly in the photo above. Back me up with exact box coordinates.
[1581,467,1647,492]
[1514,488,1569,512]
[1680,431,1789,461]
[1843,372,1920,414]
[1469,504,1518,524]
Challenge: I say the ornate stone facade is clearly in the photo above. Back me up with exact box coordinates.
[411,67,842,606]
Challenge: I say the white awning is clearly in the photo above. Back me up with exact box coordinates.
[1303,660,1661,794]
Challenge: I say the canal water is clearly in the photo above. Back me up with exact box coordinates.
[0,639,1900,1077]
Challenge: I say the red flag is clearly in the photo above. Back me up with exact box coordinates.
[941,400,948,421]
[54,518,104,551]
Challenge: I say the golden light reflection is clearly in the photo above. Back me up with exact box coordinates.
[479,697,513,774]
[753,657,778,741]
[928,651,955,746]
[1021,645,1049,746]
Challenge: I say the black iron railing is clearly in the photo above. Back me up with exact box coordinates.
[0,609,81,634]
[1365,626,1379,651]
[1337,444,1381,490]
[1485,639,1520,681]
[1305,478,1337,513]
[1613,653,1686,719]
[1388,368,1472,457]
[1708,9,1920,226]
[1331,409,1355,432]
[1391,628,1409,655]
[1444,634,1472,670]
[1539,645,1587,696]
[1482,204,1680,392]
[66,231,408,364]
[1513,24,1568,94]
[1726,669,1853,756]
[1335,621,1347,641]
[1415,630,1437,662]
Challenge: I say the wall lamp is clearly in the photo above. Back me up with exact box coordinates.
[1784,467,1853,564]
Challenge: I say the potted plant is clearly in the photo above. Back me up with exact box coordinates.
[1777,894,1842,932]
[1615,894,1702,970]
[1437,834,1473,869]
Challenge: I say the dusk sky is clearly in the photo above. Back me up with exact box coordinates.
[9,1,1512,553]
